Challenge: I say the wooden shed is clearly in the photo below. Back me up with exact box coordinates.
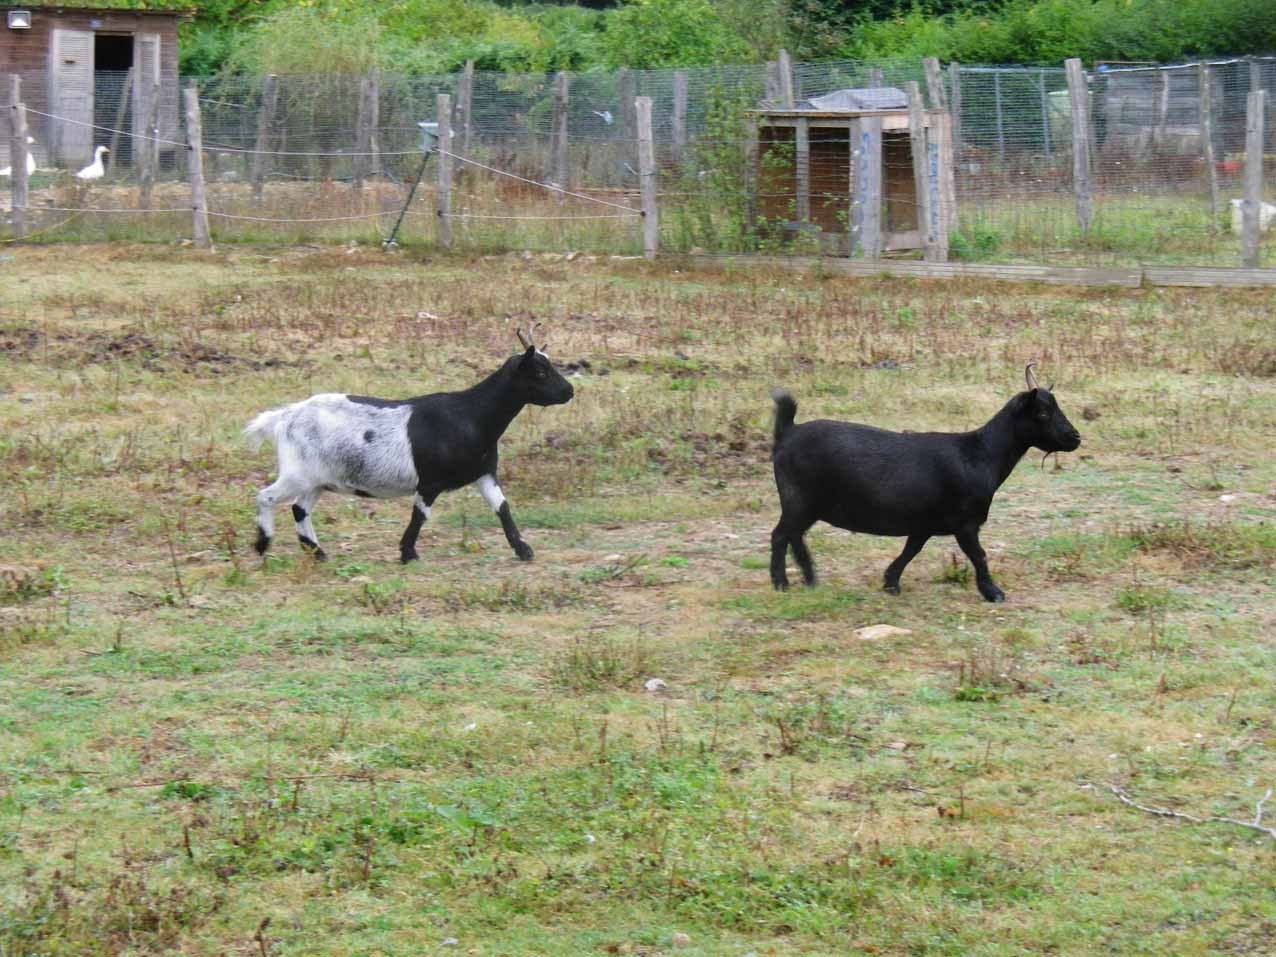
[1,2,185,170]
[747,87,954,259]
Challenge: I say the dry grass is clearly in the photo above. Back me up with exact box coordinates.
[0,244,1273,955]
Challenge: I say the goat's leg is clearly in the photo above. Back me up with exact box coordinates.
[254,477,303,556]
[883,534,930,595]
[291,488,326,561]
[790,531,817,586]
[771,511,815,590]
[955,527,1004,602]
[475,474,533,561]
[399,492,433,564]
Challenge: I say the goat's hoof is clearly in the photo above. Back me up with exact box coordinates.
[883,582,901,595]
[308,548,329,563]
[400,550,419,564]
[514,542,534,562]
[772,580,789,592]
[254,529,271,556]
[980,586,1006,603]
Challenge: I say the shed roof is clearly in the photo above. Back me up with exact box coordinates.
[2,2,189,12]
[749,86,910,117]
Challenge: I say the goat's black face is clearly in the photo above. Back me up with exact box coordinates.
[1019,388,1081,453]
[516,347,575,406]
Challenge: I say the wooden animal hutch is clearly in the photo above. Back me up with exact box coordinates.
[747,87,955,260]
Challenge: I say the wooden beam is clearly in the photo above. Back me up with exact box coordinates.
[778,49,795,109]
[1065,58,1093,235]
[923,58,947,111]
[551,70,569,196]
[138,80,161,210]
[1199,62,1219,229]
[9,75,28,241]
[1241,89,1266,268]
[689,254,1143,287]
[353,70,380,191]
[250,74,278,205]
[795,117,810,224]
[458,60,474,159]
[906,81,938,260]
[636,95,658,260]
[183,85,211,249]
[851,115,882,260]
[672,71,688,166]
[436,93,453,249]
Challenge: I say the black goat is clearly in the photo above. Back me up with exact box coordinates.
[245,326,574,564]
[769,363,1081,601]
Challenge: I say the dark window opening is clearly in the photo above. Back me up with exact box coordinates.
[94,34,134,164]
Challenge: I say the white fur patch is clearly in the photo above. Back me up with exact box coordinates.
[475,474,506,512]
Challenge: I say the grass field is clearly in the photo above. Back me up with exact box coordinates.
[1,244,1274,955]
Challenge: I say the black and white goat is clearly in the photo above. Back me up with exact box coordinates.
[244,327,574,564]
[769,362,1081,602]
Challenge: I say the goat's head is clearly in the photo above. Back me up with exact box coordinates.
[513,325,574,406]
[1014,361,1081,453]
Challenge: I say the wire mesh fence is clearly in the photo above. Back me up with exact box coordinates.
[2,55,1273,270]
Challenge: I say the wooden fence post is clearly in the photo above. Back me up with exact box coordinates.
[251,74,278,204]
[1241,89,1266,268]
[138,80,161,210]
[672,70,688,166]
[851,115,882,260]
[436,93,453,249]
[183,85,211,249]
[778,49,796,109]
[935,109,957,241]
[354,70,380,190]
[993,70,1006,163]
[1199,62,1219,229]
[923,57,947,111]
[551,70,569,195]
[459,60,474,159]
[617,68,635,177]
[906,81,938,260]
[744,115,759,232]
[795,117,810,225]
[9,75,29,241]
[1065,58,1093,235]
[106,67,133,174]
[636,95,658,260]
[950,62,963,165]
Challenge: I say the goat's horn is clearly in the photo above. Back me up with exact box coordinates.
[1025,360,1041,391]
[516,327,532,349]
[530,321,543,346]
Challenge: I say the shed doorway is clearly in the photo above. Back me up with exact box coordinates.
[94,33,134,165]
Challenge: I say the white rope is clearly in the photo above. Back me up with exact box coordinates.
[437,148,639,212]
[17,205,190,214]
[24,108,420,157]
[206,209,394,223]
[442,212,637,221]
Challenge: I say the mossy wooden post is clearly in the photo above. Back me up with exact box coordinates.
[1066,58,1093,235]
[551,70,569,199]
[923,58,947,111]
[250,74,278,204]
[106,67,133,174]
[636,95,658,260]
[436,93,453,249]
[778,49,795,109]
[671,70,688,166]
[1199,62,1219,229]
[138,80,161,210]
[8,75,28,240]
[184,85,211,249]
[934,109,956,242]
[851,115,881,260]
[354,70,380,191]
[1241,90,1266,268]
[458,60,474,159]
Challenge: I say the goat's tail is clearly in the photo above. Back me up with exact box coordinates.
[771,389,798,445]
[243,407,286,452]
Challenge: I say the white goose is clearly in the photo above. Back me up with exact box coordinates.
[0,136,37,177]
[76,145,109,181]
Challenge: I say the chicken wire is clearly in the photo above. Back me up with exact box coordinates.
[2,56,1272,267]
